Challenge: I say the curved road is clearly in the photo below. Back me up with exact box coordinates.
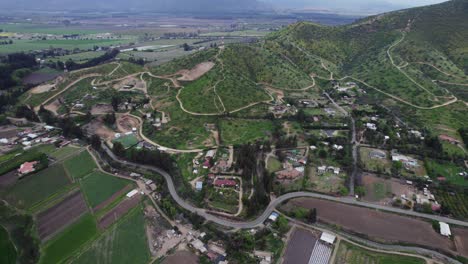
[102,145,468,229]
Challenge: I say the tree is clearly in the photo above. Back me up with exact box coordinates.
[391,161,403,176]
[308,208,317,223]
[182,43,191,51]
[90,135,101,150]
[103,112,116,127]
[113,142,125,157]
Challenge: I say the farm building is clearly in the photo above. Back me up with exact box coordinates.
[18,161,38,175]
[439,222,451,237]
[268,212,279,222]
[196,181,203,191]
[439,134,461,145]
[370,149,386,159]
[126,189,139,198]
[319,232,336,244]
[214,179,236,188]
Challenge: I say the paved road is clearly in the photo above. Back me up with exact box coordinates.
[102,144,468,229]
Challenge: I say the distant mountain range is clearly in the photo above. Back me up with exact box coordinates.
[0,0,268,13]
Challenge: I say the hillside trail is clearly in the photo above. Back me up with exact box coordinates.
[413,62,468,82]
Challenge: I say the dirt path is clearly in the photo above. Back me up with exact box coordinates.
[36,73,101,112]
[413,62,467,81]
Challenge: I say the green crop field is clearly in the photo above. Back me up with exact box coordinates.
[39,214,97,264]
[0,226,16,264]
[1,164,71,209]
[335,241,425,264]
[0,23,102,35]
[49,146,82,161]
[80,171,132,208]
[220,119,273,145]
[72,206,150,264]
[47,51,107,63]
[0,39,131,54]
[64,151,97,180]
[425,159,468,187]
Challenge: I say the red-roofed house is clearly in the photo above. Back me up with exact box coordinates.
[439,135,461,145]
[18,161,38,175]
[214,179,236,187]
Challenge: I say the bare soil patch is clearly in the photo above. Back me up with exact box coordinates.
[90,104,114,115]
[284,198,457,255]
[0,125,18,138]
[83,119,115,141]
[98,193,141,230]
[283,227,318,264]
[117,115,140,133]
[453,228,468,257]
[0,171,18,188]
[93,185,132,212]
[362,173,417,205]
[45,99,61,115]
[177,61,215,81]
[36,191,88,241]
[162,250,198,264]
[30,83,55,94]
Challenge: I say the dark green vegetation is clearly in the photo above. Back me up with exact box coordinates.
[0,202,39,264]
[80,171,132,208]
[0,225,16,264]
[39,214,98,264]
[72,206,150,264]
[335,241,426,264]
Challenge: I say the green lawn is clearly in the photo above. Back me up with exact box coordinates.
[113,135,139,149]
[80,171,132,208]
[72,206,150,264]
[220,119,273,145]
[425,159,468,187]
[335,241,425,264]
[267,157,282,173]
[63,151,97,180]
[0,226,16,264]
[39,214,97,264]
[1,164,71,209]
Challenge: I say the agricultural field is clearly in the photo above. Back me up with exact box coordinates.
[80,171,132,208]
[47,51,107,63]
[72,206,150,264]
[0,164,72,209]
[63,151,97,180]
[0,23,102,35]
[282,228,318,264]
[39,214,98,264]
[0,225,16,264]
[334,241,425,264]
[281,198,454,254]
[435,190,468,220]
[425,159,468,187]
[0,39,131,54]
[48,146,82,161]
[219,119,273,145]
[36,191,89,241]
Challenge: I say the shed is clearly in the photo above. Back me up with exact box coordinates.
[268,212,279,222]
[126,189,139,198]
[196,181,203,191]
[439,222,451,237]
[320,232,336,244]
